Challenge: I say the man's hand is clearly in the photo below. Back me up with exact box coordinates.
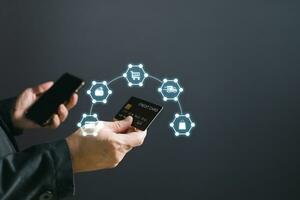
[66,116,147,173]
[12,81,78,130]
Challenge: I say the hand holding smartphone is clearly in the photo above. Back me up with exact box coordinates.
[26,73,85,126]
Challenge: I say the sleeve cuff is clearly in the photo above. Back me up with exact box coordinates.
[49,140,75,198]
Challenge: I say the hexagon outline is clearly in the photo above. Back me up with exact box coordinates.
[158,78,184,101]
[77,113,103,136]
[87,81,112,104]
[169,113,195,137]
[122,64,149,87]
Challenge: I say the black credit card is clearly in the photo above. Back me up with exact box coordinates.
[114,96,163,131]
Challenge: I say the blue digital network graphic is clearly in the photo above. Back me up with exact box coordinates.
[77,64,195,137]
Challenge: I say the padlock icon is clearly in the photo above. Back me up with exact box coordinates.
[178,120,186,130]
[95,87,104,97]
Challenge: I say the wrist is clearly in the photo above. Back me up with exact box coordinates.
[11,113,23,130]
[11,109,30,131]
[0,97,24,134]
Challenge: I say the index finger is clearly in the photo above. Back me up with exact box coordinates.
[65,93,78,110]
[32,81,54,95]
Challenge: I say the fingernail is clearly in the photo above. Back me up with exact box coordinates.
[126,116,133,121]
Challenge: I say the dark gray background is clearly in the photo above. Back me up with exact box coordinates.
[1,0,300,199]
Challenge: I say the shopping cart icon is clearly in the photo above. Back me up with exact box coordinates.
[130,71,141,81]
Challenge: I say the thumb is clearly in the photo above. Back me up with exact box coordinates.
[109,116,133,133]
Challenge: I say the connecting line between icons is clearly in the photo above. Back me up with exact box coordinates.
[89,73,184,115]
[148,75,163,83]
[89,103,94,115]
[107,75,124,85]
[81,63,195,137]
[177,99,183,115]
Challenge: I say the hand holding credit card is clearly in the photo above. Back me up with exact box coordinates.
[114,96,163,131]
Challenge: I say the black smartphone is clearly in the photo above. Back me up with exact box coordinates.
[26,73,85,126]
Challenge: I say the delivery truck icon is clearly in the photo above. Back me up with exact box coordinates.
[163,85,178,93]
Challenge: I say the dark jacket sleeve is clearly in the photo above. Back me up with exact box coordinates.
[0,139,75,200]
[0,98,75,199]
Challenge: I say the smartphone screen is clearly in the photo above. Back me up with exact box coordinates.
[26,73,84,126]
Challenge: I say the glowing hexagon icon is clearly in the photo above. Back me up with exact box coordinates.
[77,113,103,136]
[87,81,112,104]
[158,78,183,101]
[169,113,195,137]
[123,64,149,87]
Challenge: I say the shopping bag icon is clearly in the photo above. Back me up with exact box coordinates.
[95,87,104,96]
[178,120,186,130]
